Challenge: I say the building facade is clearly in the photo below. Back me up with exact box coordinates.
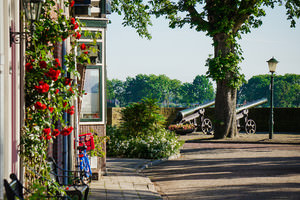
[0,0,109,198]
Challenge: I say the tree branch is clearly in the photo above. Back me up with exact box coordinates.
[182,0,209,30]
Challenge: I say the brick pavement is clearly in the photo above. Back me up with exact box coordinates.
[89,158,162,200]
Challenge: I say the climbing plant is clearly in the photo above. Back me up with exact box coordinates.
[20,0,97,197]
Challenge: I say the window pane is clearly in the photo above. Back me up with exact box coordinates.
[80,68,101,120]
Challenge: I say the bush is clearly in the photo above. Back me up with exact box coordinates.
[107,126,183,159]
[120,98,166,137]
[106,98,183,159]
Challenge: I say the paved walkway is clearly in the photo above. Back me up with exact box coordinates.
[89,158,162,200]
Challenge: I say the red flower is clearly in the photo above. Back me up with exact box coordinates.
[64,78,72,86]
[66,106,75,115]
[70,17,76,25]
[63,102,68,107]
[45,68,61,81]
[52,129,60,137]
[46,135,52,140]
[84,51,88,54]
[34,81,49,93]
[43,128,51,135]
[55,89,60,94]
[74,31,81,39]
[69,87,74,94]
[73,23,79,30]
[25,63,33,72]
[54,58,61,67]
[31,59,35,62]
[35,101,47,110]
[48,107,54,113]
[80,43,86,50]
[61,127,73,136]
[70,0,75,7]
[39,61,47,69]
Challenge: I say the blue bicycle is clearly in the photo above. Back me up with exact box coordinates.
[77,145,92,183]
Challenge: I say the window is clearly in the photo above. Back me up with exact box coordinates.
[80,66,103,122]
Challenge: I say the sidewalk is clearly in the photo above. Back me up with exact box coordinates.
[89,158,162,200]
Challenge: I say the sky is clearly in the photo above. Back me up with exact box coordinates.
[106,6,300,84]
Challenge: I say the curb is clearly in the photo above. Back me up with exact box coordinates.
[137,153,181,173]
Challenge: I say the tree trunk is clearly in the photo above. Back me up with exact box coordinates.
[213,33,238,139]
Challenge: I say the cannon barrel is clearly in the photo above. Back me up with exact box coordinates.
[176,100,215,122]
[236,98,268,113]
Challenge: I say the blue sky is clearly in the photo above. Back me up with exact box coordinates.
[106,6,300,83]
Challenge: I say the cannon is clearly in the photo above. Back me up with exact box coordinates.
[236,98,268,134]
[173,101,215,134]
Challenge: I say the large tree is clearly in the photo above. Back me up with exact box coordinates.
[112,0,300,138]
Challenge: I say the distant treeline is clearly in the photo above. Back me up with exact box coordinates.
[107,74,215,107]
[107,73,299,108]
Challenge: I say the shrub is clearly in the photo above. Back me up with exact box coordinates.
[107,126,183,159]
[119,98,166,137]
[106,98,183,159]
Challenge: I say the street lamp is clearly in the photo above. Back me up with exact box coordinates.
[267,57,279,139]
[10,0,45,46]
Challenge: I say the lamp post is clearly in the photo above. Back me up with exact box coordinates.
[267,57,279,139]
[10,0,44,46]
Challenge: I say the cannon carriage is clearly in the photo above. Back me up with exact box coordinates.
[236,98,268,134]
[171,98,267,135]
[172,101,215,134]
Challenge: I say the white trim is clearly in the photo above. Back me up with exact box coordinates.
[79,121,105,125]
[77,17,109,21]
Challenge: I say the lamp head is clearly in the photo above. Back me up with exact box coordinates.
[267,57,279,73]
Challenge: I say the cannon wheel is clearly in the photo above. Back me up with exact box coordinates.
[245,119,256,134]
[201,118,213,135]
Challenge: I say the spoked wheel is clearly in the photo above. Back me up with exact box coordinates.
[245,119,256,134]
[201,118,213,134]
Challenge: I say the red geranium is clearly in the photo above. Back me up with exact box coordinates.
[25,63,33,72]
[54,58,61,67]
[69,87,74,94]
[70,17,76,25]
[63,102,67,107]
[70,0,75,7]
[80,43,86,50]
[66,106,75,115]
[45,68,61,81]
[52,129,60,137]
[84,51,88,54]
[34,81,49,93]
[74,31,81,39]
[73,23,79,30]
[48,107,54,113]
[55,89,60,94]
[64,78,72,86]
[35,101,47,110]
[43,128,51,135]
[61,127,73,136]
[39,61,47,68]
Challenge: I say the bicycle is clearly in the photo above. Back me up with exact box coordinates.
[77,134,93,183]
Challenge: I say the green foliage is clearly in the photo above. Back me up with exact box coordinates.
[106,98,183,159]
[120,98,166,137]
[107,126,183,159]
[88,133,108,158]
[179,75,215,105]
[238,74,300,107]
[107,74,215,107]
[21,0,99,195]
